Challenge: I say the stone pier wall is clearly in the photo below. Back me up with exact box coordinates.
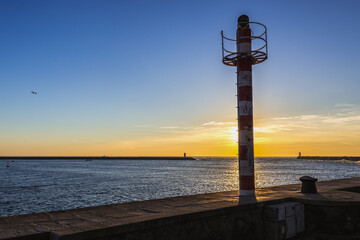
[1,178,359,240]
[304,204,360,237]
[85,206,264,240]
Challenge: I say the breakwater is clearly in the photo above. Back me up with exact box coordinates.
[0,156,196,160]
[1,177,360,240]
[297,156,360,161]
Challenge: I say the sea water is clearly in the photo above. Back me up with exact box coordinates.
[0,157,359,217]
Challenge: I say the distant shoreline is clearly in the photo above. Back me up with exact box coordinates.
[297,156,360,161]
[0,156,196,160]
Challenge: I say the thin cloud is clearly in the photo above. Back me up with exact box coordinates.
[335,103,356,107]
[254,125,292,133]
[201,121,234,126]
[202,121,216,126]
[323,115,360,124]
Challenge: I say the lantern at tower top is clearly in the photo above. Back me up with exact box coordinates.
[238,14,250,29]
[221,17,268,67]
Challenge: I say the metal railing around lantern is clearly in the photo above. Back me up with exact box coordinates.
[221,22,268,67]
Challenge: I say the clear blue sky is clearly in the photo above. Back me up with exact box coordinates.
[1,0,360,156]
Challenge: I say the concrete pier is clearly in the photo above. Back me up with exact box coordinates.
[1,178,360,240]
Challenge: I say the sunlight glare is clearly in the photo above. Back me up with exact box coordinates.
[228,127,238,142]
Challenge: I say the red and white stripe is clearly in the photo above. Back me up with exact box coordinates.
[236,27,255,196]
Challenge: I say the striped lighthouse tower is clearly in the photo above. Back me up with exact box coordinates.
[221,15,267,197]
[237,15,255,196]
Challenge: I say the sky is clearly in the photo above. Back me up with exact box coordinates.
[1,0,360,156]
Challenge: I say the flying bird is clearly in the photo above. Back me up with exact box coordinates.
[30,91,37,95]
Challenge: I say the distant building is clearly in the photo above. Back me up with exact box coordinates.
[184,153,186,158]
[299,152,301,157]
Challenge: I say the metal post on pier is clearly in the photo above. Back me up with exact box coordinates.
[221,15,268,197]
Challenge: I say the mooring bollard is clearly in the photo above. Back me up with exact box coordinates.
[299,176,318,193]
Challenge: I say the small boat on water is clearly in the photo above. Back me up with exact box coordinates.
[6,162,10,168]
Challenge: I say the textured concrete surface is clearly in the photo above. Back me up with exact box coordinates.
[0,177,359,240]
